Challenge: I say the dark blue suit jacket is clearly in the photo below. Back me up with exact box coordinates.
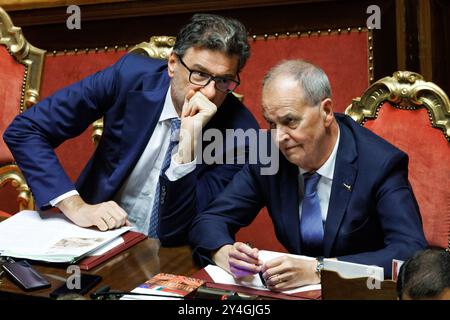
[189,114,427,276]
[3,53,259,245]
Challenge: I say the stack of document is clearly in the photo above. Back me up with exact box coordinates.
[0,210,131,263]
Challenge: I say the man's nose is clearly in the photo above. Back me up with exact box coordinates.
[199,80,217,100]
[276,128,289,144]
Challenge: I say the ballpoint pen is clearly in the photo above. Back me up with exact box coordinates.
[258,271,267,287]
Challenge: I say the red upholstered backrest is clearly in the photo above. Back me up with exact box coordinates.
[0,46,25,163]
[235,32,370,251]
[363,103,450,249]
[40,50,127,181]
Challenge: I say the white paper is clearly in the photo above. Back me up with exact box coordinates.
[0,210,131,262]
[205,249,321,296]
[89,237,124,256]
[323,258,384,281]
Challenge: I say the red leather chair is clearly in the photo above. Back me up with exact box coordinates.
[0,7,44,216]
[346,71,450,250]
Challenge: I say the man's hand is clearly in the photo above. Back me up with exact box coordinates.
[176,90,218,163]
[56,195,130,231]
[213,242,262,278]
[261,256,320,291]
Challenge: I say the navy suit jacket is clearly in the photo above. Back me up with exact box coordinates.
[3,53,259,245]
[189,114,427,276]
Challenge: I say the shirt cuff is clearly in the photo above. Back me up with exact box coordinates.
[49,190,80,207]
[165,155,197,181]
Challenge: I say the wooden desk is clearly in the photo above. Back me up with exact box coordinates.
[0,238,198,299]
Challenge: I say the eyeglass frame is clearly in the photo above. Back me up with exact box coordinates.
[177,55,241,94]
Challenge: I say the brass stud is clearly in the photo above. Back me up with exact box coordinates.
[369,67,373,71]
[297,31,301,37]
[358,27,362,32]
[347,27,351,32]
[85,48,89,53]
[274,32,279,38]
[125,44,129,49]
[286,31,290,37]
[369,46,373,51]
[95,47,99,52]
[63,49,67,54]
[252,35,257,40]
[317,30,321,35]
[114,45,119,51]
[368,36,373,41]
[327,29,332,33]
[52,50,57,56]
[104,46,108,51]
[337,28,342,34]
[369,56,373,61]
[264,34,268,39]
[307,31,312,36]
[74,48,78,53]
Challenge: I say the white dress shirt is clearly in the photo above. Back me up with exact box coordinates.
[298,127,340,223]
[51,86,196,234]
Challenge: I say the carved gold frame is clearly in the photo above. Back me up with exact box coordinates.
[0,7,45,210]
[0,7,46,112]
[345,71,450,142]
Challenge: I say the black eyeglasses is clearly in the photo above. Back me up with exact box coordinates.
[178,56,240,94]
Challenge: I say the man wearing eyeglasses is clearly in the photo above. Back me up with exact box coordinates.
[4,14,259,244]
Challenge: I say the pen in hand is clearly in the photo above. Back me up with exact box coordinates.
[245,242,266,287]
[258,271,267,287]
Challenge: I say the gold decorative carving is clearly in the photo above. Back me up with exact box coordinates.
[129,35,176,59]
[0,7,46,112]
[0,164,34,211]
[345,71,450,141]
[0,7,44,211]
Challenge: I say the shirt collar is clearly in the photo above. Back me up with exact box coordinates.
[159,85,179,122]
[299,126,340,180]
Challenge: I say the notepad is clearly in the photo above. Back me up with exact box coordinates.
[0,210,131,263]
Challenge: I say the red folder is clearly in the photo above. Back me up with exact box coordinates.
[78,231,147,270]
[192,268,321,300]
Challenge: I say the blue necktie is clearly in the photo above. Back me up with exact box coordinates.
[148,118,181,238]
[300,172,324,256]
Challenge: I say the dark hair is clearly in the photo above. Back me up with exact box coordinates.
[173,13,250,71]
[262,59,331,106]
[397,249,450,299]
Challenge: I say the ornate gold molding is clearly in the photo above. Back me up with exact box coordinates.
[345,71,450,141]
[0,6,46,112]
[0,164,34,211]
[129,35,175,59]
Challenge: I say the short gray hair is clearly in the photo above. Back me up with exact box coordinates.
[263,60,331,106]
[173,13,250,71]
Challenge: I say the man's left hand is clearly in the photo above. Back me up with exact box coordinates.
[261,256,320,291]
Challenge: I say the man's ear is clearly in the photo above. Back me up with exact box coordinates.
[320,98,334,126]
[167,52,177,78]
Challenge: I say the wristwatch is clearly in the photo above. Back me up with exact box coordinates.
[315,256,324,280]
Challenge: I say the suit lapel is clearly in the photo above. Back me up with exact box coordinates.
[323,119,358,256]
[109,71,170,187]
